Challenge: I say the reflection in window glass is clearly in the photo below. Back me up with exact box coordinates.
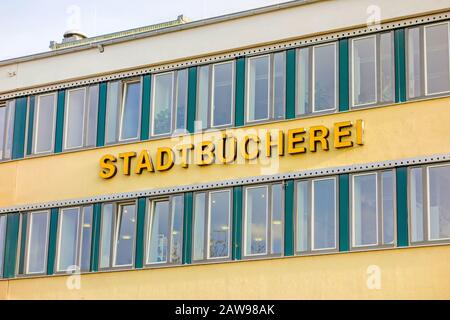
[105,81,121,144]
[120,81,141,140]
[313,44,337,111]
[425,23,450,95]
[152,73,173,136]
[0,101,15,161]
[212,62,233,127]
[57,208,80,272]
[353,174,377,247]
[428,165,450,240]
[295,181,309,252]
[170,195,184,264]
[245,186,268,256]
[410,168,424,242]
[297,48,310,115]
[34,94,56,154]
[86,86,99,147]
[197,66,210,130]
[148,200,170,264]
[208,191,231,259]
[313,179,336,250]
[0,215,6,277]
[80,206,93,271]
[382,171,395,244]
[407,27,422,99]
[114,204,136,267]
[193,193,206,261]
[175,70,188,131]
[352,36,377,106]
[273,52,286,119]
[248,56,270,122]
[100,204,113,268]
[26,211,50,274]
[380,33,395,103]
[271,184,283,255]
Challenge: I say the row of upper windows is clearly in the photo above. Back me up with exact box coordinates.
[0,22,449,160]
[1,162,449,277]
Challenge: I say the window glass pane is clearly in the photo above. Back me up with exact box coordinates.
[86,85,99,147]
[147,200,169,264]
[4,101,15,160]
[313,179,336,250]
[380,33,395,103]
[296,181,309,252]
[34,94,56,153]
[0,105,6,159]
[428,165,450,240]
[197,66,209,130]
[65,89,85,149]
[353,174,377,246]
[114,204,136,266]
[27,211,49,274]
[410,168,424,242]
[273,52,286,119]
[0,215,6,277]
[353,37,377,106]
[212,62,233,127]
[382,171,395,244]
[80,206,93,272]
[297,48,310,115]
[193,193,206,260]
[170,195,183,264]
[106,81,120,144]
[245,187,268,255]
[208,191,230,258]
[57,208,80,272]
[175,70,188,131]
[100,204,113,268]
[248,56,269,121]
[407,27,423,99]
[271,184,283,255]
[314,44,336,111]
[425,24,450,95]
[120,81,141,140]
[153,74,173,135]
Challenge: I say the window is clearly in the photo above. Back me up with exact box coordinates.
[197,61,234,130]
[24,211,50,275]
[193,189,232,261]
[99,202,137,269]
[0,215,6,277]
[351,32,394,107]
[243,184,284,257]
[151,69,188,136]
[351,171,396,249]
[56,206,93,273]
[295,177,338,253]
[410,164,450,243]
[0,100,15,161]
[247,53,285,122]
[105,79,142,144]
[146,195,183,265]
[32,93,57,154]
[63,85,99,150]
[297,43,337,115]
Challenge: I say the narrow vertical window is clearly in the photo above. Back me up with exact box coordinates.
[0,100,15,161]
[425,23,450,95]
[0,215,6,277]
[193,192,206,261]
[152,73,174,136]
[25,211,50,274]
[297,48,310,115]
[247,56,270,122]
[407,27,423,99]
[113,203,137,267]
[212,62,234,127]
[99,203,114,268]
[428,165,450,240]
[381,171,395,244]
[313,43,337,112]
[295,180,309,252]
[33,93,57,154]
[270,184,284,255]
[380,32,395,103]
[80,206,93,271]
[273,52,286,120]
[352,36,377,107]
[175,69,188,132]
[410,167,424,242]
[197,66,210,130]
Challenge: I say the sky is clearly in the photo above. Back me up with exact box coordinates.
[0,0,289,61]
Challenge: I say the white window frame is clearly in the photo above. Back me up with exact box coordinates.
[206,189,232,260]
[210,61,235,129]
[55,207,81,273]
[312,42,338,113]
[151,71,175,137]
[118,79,142,142]
[24,210,50,275]
[0,100,15,161]
[112,202,137,268]
[246,55,271,124]
[63,88,87,151]
[32,92,57,155]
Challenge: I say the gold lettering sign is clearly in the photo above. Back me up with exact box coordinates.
[99,120,364,179]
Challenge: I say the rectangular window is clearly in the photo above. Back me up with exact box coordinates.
[297,43,337,115]
[247,53,285,123]
[196,62,234,130]
[56,206,93,273]
[0,215,6,277]
[351,32,395,108]
[99,202,137,269]
[0,100,15,161]
[407,22,450,98]
[24,211,50,275]
[105,79,142,144]
[243,184,284,257]
[351,171,396,249]
[146,195,184,265]
[64,85,99,150]
[410,164,450,243]
[33,93,57,154]
[193,189,232,261]
[295,177,337,253]
[151,70,188,136]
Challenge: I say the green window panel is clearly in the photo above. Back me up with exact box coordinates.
[3,213,20,279]
[284,180,294,256]
[46,208,59,275]
[26,96,35,156]
[96,82,108,147]
[90,203,102,272]
[286,49,296,119]
[234,57,246,127]
[339,38,350,112]
[182,192,193,264]
[140,75,151,141]
[135,197,147,269]
[339,174,350,252]
[12,97,28,160]
[396,167,409,247]
[232,186,243,260]
[187,67,197,134]
[54,90,66,153]
[395,29,407,103]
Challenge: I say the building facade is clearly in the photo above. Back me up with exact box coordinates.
[1,0,450,299]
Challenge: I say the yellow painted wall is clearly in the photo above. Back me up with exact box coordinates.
[1,97,450,208]
[1,245,449,299]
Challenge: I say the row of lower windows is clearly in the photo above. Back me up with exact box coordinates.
[1,162,450,277]
[0,22,449,159]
